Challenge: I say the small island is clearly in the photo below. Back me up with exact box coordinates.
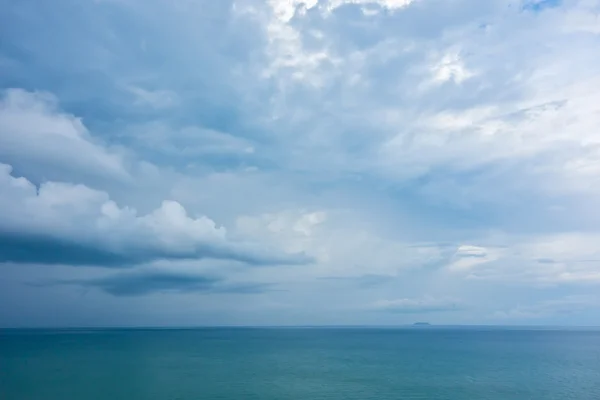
[413,322,431,326]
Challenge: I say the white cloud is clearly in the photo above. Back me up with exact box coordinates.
[429,51,475,85]
[563,1,600,34]
[266,0,417,20]
[447,245,501,272]
[379,73,600,191]
[323,0,417,14]
[0,89,129,182]
[445,233,600,285]
[242,0,419,86]
[236,209,446,277]
[0,164,309,267]
[235,0,600,206]
[260,0,336,86]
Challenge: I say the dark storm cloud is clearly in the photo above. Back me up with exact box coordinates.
[0,231,312,268]
[0,233,136,267]
[49,270,271,297]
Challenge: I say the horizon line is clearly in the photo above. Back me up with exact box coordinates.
[2,324,600,331]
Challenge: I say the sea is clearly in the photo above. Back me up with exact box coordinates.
[1,327,599,400]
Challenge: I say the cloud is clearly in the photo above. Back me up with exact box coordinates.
[446,245,500,272]
[523,0,562,12]
[319,274,392,288]
[563,2,600,34]
[233,0,600,207]
[325,0,417,13]
[0,89,129,183]
[429,51,475,85]
[445,233,600,285]
[120,122,256,163]
[372,296,464,313]
[494,295,600,319]
[0,164,311,267]
[236,209,448,277]
[2,0,600,326]
[126,86,180,110]
[52,269,270,297]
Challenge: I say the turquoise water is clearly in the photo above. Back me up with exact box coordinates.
[1,328,599,399]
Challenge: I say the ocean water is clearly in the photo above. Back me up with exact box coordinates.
[1,328,599,400]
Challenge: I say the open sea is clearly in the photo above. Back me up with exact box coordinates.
[1,327,599,400]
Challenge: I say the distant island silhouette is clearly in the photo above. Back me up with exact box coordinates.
[413,322,431,326]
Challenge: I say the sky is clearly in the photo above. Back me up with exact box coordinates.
[1,0,600,327]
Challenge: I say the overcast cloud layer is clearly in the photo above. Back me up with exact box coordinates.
[1,0,600,327]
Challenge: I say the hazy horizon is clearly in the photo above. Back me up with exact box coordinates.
[4,323,600,330]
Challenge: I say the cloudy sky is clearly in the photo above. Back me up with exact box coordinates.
[1,0,600,327]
